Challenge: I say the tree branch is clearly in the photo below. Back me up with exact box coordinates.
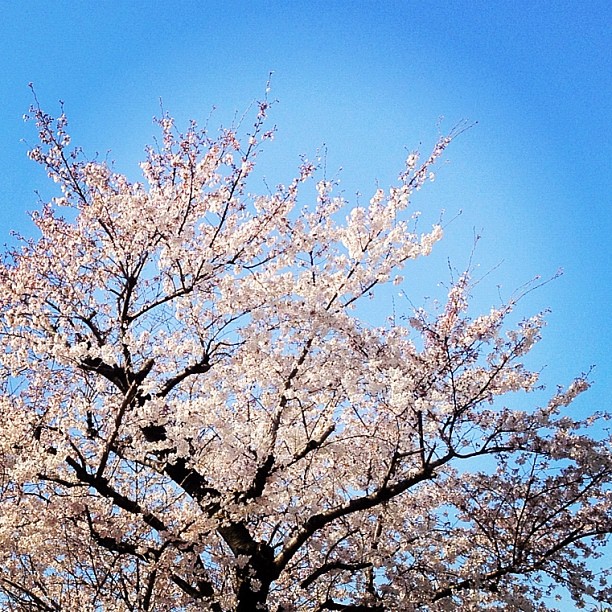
[301,560,372,589]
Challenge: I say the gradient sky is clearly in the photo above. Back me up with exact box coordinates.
[0,1,610,606]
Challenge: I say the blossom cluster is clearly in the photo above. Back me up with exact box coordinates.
[0,100,608,611]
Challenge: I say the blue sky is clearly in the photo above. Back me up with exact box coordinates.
[0,0,610,604]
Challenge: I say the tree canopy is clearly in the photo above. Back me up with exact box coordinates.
[0,96,609,611]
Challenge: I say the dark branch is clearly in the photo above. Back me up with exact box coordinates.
[65,455,167,533]
[318,600,384,611]
[301,560,372,589]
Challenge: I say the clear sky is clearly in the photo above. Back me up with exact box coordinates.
[0,1,610,606]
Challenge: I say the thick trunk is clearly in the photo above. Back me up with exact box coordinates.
[235,546,277,612]
[236,582,270,612]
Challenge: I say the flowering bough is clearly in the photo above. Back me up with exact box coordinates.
[0,95,609,611]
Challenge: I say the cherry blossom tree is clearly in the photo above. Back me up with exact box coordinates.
[0,94,610,612]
